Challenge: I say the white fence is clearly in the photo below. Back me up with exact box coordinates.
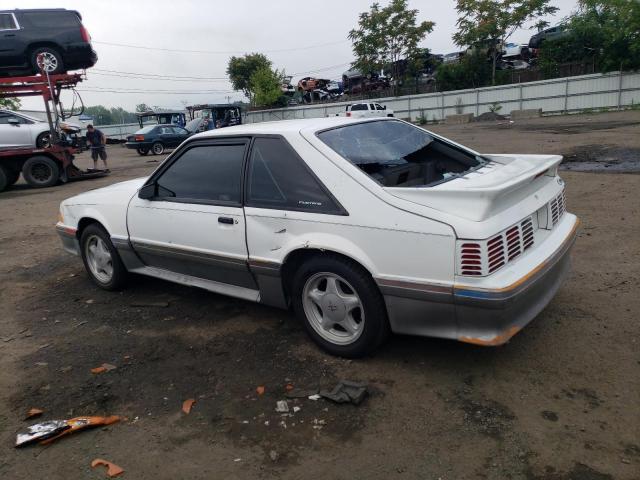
[244,71,640,123]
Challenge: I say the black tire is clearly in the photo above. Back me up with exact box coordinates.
[31,46,65,74]
[0,165,8,192]
[151,142,164,155]
[80,224,128,291]
[290,254,390,358]
[136,147,149,156]
[36,131,52,149]
[22,155,60,188]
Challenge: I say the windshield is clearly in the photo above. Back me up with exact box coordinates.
[317,120,484,187]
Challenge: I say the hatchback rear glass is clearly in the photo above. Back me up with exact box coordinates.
[317,120,486,188]
[136,126,156,134]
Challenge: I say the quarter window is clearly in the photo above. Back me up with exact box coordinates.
[0,13,17,30]
[155,144,245,204]
[247,137,342,214]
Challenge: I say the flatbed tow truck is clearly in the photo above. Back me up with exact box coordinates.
[0,69,109,192]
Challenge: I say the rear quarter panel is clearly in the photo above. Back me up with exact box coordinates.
[245,132,457,286]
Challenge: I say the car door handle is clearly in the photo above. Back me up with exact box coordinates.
[218,216,234,225]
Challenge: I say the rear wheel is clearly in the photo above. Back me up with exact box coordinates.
[136,147,149,156]
[291,254,390,358]
[31,47,64,74]
[22,156,60,188]
[151,142,164,155]
[80,224,128,291]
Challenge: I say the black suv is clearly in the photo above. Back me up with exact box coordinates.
[0,9,97,76]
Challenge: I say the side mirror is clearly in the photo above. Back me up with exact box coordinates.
[8,117,20,125]
[138,183,156,200]
[383,106,387,110]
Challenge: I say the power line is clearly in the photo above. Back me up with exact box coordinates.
[93,39,349,54]
[90,71,228,82]
[92,68,228,80]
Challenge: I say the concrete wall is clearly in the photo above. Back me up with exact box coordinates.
[244,71,640,124]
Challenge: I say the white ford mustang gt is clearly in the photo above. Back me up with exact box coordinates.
[56,117,578,357]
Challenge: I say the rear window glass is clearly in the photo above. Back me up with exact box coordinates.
[137,126,156,134]
[317,120,484,188]
[0,13,17,30]
[23,11,80,28]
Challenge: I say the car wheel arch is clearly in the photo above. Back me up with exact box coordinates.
[280,248,378,302]
[28,42,64,57]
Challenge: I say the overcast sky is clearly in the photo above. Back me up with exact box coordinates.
[16,0,578,112]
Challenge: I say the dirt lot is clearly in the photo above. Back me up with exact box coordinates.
[0,111,638,479]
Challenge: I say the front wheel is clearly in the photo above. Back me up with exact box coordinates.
[151,142,164,155]
[80,224,127,291]
[291,254,389,358]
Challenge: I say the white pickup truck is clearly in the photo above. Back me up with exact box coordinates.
[345,103,394,118]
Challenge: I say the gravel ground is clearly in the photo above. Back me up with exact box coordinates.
[0,111,638,479]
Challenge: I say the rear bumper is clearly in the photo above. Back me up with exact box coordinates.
[125,142,152,149]
[56,223,80,255]
[62,44,97,69]
[379,216,579,346]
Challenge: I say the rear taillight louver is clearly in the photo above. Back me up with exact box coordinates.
[550,189,566,226]
[460,243,483,276]
[457,216,536,277]
[487,235,505,273]
[521,217,534,251]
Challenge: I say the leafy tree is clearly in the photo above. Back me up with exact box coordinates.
[435,51,492,91]
[227,53,272,102]
[135,103,151,113]
[250,67,283,107]
[349,0,434,94]
[0,97,21,110]
[453,0,559,84]
[538,0,640,76]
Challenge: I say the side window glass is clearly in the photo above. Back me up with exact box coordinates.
[156,144,245,204]
[247,137,342,214]
[369,104,375,110]
[0,14,17,30]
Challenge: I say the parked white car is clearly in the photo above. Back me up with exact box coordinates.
[56,117,578,357]
[0,110,52,149]
[346,103,394,118]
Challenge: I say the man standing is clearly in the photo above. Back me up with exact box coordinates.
[85,124,109,171]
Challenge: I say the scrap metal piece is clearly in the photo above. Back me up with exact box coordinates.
[15,420,70,447]
[25,408,44,420]
[320,381,368,405]
[275,400,289,413]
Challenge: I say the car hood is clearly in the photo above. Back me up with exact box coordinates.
[385,154,563,222]
[64,178,147,205]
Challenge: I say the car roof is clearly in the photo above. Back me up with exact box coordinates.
[3,8,81,18]
[191,117,394,139]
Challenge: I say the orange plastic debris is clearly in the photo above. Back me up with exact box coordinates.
[91,363,116,374]
[256,386,265,396]
[182,398,196,414]
[285,384,294,392]
[91,458,124,477]
[39,416,120,445]
[25,408,44,420]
